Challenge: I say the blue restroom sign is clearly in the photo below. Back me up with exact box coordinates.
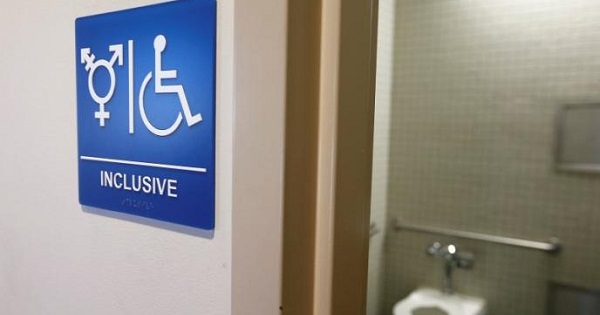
[75,0,216,230]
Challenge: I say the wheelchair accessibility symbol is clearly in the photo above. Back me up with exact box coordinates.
[80,34,202,137]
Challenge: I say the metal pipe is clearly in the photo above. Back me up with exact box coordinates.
[394,218,561,253]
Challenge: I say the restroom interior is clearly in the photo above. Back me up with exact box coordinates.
[368,0,600,314]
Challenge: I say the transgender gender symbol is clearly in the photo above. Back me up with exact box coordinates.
[80,35,202,136]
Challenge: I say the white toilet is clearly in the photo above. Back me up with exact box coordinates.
[393,288,486,315]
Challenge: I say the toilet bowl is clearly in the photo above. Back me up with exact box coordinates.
[393,288,486,315]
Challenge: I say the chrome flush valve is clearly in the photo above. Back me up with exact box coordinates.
[426,242,474,294]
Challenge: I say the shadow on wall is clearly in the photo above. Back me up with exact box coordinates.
[83,206,214,239]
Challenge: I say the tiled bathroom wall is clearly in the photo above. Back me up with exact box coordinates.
[368,0,395,313]
[383,0,600,314]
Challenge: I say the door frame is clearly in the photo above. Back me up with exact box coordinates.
[231,0,379,313]
[313,0,380,314]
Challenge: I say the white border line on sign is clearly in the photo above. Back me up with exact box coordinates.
[80,155,207,173]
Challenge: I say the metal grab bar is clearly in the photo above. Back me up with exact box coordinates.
[394,218,561,253]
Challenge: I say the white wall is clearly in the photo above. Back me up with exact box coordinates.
[232,0,286,314]
[0,0,238,314]
[366,0,395,314]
